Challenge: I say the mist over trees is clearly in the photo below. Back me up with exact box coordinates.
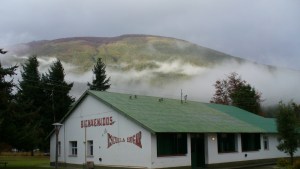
[210,72,262,114]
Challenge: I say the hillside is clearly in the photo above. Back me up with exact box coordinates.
[10,34,245,74]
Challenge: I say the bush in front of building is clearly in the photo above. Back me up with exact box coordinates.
[277,158,292,169]
[293,160,300,169]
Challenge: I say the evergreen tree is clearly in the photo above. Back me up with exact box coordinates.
[88,58,110,91]
[210,72,262,114]
[16,55,44,152]
[0,62,17,114]
[0,62,18,149]
[18,55,44,111]
[41,59,74,135]
[230,84,261,114]
[276,101,299,165]
[12,104,41,155]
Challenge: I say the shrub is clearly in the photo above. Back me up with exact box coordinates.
[277,158,290,168]
[293,160,300,169]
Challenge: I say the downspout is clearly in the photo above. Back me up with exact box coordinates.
[64,125,66,166]
[85,126,87,167]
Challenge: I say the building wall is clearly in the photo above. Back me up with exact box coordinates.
[50,95,152,168]
[206,133,300,164]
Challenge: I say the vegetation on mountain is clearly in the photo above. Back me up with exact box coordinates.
[11,35,244,73]
[88,58,110,91]
[210,72,262,114]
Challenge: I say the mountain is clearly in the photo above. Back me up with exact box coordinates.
[3,34,300,105]
[10,34,245,72]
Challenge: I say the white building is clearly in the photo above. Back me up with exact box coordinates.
[49,90,299,168]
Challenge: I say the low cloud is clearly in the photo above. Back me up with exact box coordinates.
[1,55,300,106]
[154,60,205,76]
[177,60,300,105]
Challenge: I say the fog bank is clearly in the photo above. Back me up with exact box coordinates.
[1,55,299,106]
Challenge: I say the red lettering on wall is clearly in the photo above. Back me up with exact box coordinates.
[127,131,142,148]
[107,133,125,148]
[110,116,113,125]
[81,116,114,128]
[107,131,142,149]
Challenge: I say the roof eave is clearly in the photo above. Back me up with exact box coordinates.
[87,90,157,134]
[46,90,90,139]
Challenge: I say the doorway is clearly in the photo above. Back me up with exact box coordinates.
[191,134,205,168]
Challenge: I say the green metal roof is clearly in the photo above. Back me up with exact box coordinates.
[87,90,276,133]
[206,104,277,133]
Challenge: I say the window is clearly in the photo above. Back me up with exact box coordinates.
[157,133,187,156]
[87,140,93,156]
[58,141,61,156]
[241,133,261,152]
[263,136,269,150]
[70,141,77,156]
[217,133,237,153]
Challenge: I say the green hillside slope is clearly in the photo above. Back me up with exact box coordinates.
[11,34,245,73]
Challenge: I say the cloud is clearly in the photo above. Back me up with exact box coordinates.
[1,0,299,70]
[153,60,205,76]
[180,61,300,105]
[1,0,300,104]
[68,58,300,106]
[2,53,300,106]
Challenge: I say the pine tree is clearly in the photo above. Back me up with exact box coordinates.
[230,84,261,114]
[18,55,44,111]
[41,59,74,134]
[0,62,18,149]
[88,58,110,91]
[0,62,17,111]
[16,55,44,152]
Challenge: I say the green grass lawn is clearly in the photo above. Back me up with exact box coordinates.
[0,156,51,169]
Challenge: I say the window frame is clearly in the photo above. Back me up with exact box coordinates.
[263,136,269,150]
[69,141,78,156]
[156,133,187,157]
[87,140,94,156]
[217,133,238,153]
[241,133,261,152]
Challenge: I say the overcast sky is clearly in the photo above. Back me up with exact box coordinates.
[1,0,299,70]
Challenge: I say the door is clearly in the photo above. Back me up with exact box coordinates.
[191,134,205,168]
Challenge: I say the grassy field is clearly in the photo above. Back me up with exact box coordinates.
[0,156,51,169]
[0,155,277,169]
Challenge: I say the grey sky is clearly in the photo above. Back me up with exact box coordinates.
[1,0,299,70]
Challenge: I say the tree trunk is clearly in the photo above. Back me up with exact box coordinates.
[31,149,34,156]
[290,152,294,165]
